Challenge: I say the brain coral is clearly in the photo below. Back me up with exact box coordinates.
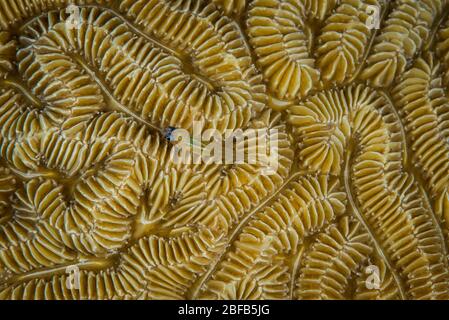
[0,0,449,300]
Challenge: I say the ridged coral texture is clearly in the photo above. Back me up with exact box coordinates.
[0,0,449,300]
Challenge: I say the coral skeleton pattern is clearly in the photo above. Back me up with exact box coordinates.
[0,0,448,300]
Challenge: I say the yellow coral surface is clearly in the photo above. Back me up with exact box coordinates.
[1,0,449,300]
